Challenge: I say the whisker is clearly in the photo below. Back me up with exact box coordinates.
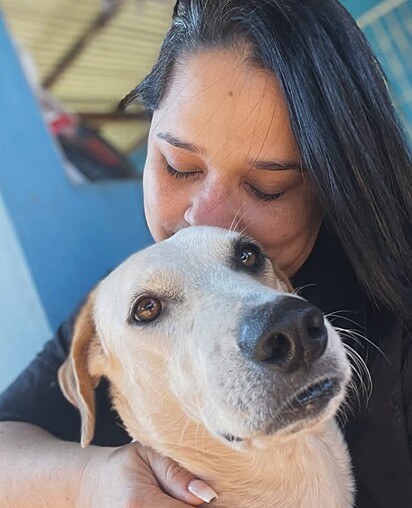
[292,283,317,296]
[336,399,353,428]
[345,344,372,400]
[229,193,280,236]
[335,326,389,364]
[229,206,243,233]
[230,202,261,234]
[325,310,358,321]
[326,313,367,333]
[335,342,373,427]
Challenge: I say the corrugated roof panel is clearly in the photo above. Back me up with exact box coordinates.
[1,0,174,153]
[2,0,100,81]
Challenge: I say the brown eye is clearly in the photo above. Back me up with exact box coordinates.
[234,241,265,273]
[237,243,262,269]
[132,296,162,323]
[240,246,257,267]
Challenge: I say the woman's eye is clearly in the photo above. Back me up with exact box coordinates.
[166,164,201,180]
[247,184,284,202]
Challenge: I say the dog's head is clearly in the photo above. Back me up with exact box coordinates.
[59,226,351,451]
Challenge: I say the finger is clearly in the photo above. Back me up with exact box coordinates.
[145,449,218,505]
[139,488,209,508]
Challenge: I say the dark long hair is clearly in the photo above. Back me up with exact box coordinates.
[121,0,412,322]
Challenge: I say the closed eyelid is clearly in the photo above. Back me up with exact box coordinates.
[166,161,203,173]
[157,132,301,172]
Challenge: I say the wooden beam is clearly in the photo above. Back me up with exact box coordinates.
[42,1,124,90]
[80,110,151,124]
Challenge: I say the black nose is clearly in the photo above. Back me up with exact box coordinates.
[237,297,328,372]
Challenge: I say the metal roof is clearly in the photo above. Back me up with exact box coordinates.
[1,0,175,153]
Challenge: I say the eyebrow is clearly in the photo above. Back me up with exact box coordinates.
[157,132,301,171]
[250,159,301,171]
[157,132,203,155]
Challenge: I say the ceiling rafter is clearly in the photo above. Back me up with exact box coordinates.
[43,1,125,90]
[2,0,174,153]
[80,110,150,123]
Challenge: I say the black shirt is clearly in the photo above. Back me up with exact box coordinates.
[1,225,412,507]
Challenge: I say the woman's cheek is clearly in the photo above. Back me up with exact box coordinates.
[143,165,168,241]
[144,164,188,241]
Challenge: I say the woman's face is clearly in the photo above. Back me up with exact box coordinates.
[143,50,322,276]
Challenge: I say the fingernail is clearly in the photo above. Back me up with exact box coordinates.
[188,479,218,503]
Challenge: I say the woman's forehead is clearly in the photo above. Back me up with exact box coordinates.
[149,50,298,162]
[159,49,281,111]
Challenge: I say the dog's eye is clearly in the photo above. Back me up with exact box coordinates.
[236,242,262,270]
[132,296,162,323]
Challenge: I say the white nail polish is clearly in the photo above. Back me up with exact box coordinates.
[188,479,218,503]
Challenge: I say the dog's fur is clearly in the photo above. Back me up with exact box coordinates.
[59,226,354,507]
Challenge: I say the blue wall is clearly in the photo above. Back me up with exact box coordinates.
[342,0,381,18]
[0,192,53,392]
[343,0,412,142]
[0,13,152,391]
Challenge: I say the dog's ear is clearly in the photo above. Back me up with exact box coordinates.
[272,264,294,293]
[58,290,105,448]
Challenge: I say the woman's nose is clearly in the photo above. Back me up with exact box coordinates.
[184,185,240,230]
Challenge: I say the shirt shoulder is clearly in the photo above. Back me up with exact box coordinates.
[345,318,412,508]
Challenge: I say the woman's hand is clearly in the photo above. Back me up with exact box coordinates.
[0,422,217,508]
[77,441,218,508]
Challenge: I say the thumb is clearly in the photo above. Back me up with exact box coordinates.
[143,446,218,505]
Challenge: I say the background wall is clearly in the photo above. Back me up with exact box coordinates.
[343,0,381,18]
[343,0,412,141]
[0,13,152,391]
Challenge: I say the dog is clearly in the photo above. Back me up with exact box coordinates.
[58,226,354,507]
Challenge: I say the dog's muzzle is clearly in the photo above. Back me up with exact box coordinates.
[237,296,328,373]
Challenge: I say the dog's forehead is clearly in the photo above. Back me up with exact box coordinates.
[132,227,244,272]
[170,226,241,250]
[168,226,243,262]
[101,227,246,294]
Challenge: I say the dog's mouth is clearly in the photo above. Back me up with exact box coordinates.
[220,377,341,443]
[288,377,340,412]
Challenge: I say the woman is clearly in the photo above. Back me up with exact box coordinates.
[1,0,411,506]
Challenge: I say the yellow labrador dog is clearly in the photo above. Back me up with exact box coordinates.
[59,226,354,508]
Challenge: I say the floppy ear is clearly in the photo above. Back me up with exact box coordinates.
[279,272,294,293]
[271,263,294,293]
[58,290,105,447]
